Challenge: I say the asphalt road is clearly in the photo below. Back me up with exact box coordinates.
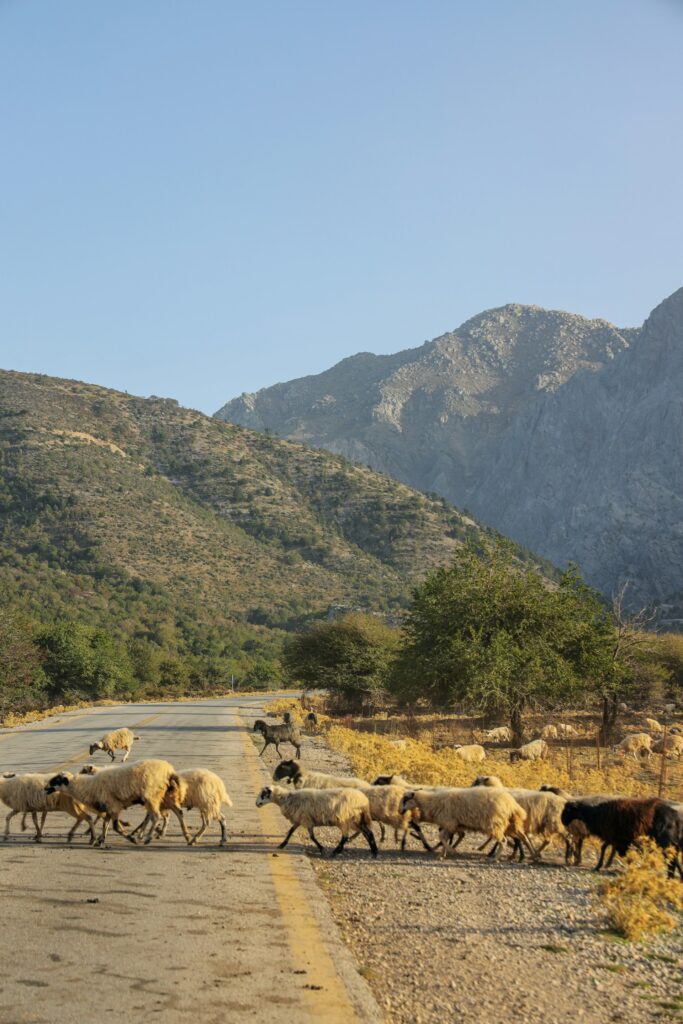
[0,696,381,1024]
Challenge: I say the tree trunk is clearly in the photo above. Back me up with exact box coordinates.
[510,706,525,747]
[600,696,619,746]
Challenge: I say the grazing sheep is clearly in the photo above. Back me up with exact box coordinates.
[612,733,653,760]
[556,723,580,739]
[252,719,302,759]
[652,734,683,759]
[651,802,683,879]
[481,727,513,744]
[509,739,548,763]
[561,796,664,871]
[45,759,180,846]
[540,725,559,741]
[452,744,486,763]
[272,761,431,851]
[134,768,233,846]
[644,717,664,735]
[399,787,533,859]
[664,703,676,714]
[1,772,95,843]
[305,711,318,731]
[89,727,140,763]
[256,785,378,858]
[388,739,408,750]
[470,776,568,861]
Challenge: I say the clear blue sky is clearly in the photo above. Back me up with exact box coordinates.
[1,1,682,414]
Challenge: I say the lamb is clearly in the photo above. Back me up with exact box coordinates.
[509,739,548,763]
[652,734,683,758]
[1,772,95,843]
[644,717,664,735]
[612,733,653,760]
[470,776,568,861]
[252,719,302,759]
[45,759,180,846]
[398,787,533,860]
[272,761,431,850]
[481,727,513,743]
[256,784,378,858]
[452,744,486,763]
[134,768,233,846]
[560,796,664,871]
[89,727,140,763]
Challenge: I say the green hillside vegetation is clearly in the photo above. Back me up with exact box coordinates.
[0,368,546,712]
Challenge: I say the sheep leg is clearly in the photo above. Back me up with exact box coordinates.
[217,814,228,846]
[128,815,151,841]
[122,748,130,762]
[478,836,494,852]
[360,822,379,858]
[331,835,347,857]
[20,813,28,832]
[438,829,454,858]
[259,738,271,758]
[169,807,193,845]
[594,842,609,871]
[108,750,116,762]
[140,809,161,845]
[378,821,386,844]
[604,845,619,870]
[294,743,301,760]
[155,812,170,838]
[4,809,20,840]
[519,833,540,862]
[95,816,112,847]
[449,830,466,851]
[409,822,434,852]
[278,823,298,849]
[573,835,585,866]
[308,827,326,855]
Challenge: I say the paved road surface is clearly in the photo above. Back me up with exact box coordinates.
[0,697,381,1024]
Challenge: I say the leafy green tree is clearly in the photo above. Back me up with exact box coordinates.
[0,613,47,718]
[284,612,400,713]
[36,622,134,700]
[391,542,616,742]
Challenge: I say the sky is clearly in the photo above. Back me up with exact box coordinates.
[1,1,682,414]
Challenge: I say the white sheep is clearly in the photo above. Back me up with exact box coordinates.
[452,744,486,763]
[0,772,95,843]
[46,759,179,846]
[652,734,683,759]
[470,776,568,860]
[644,717,664,735]
[540,725,558,740]
[399,786,533,859]
[556,723,580,739]
[89,727,140,762]
[613,733,653,760]
[135,768,233,845]
[509,739,549,763]
[482,727,513,743]
[256,784,378,857]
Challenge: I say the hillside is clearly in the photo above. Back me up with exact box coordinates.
[217,292,683,605]
[0,369,524,670]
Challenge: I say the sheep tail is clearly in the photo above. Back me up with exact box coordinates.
[133,735,141,740]
[166,773,182,797]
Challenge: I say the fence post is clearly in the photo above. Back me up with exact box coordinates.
[658,724,668,798]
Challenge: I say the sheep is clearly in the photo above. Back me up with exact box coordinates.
[664,703,676,714]
[650,802,683,879]
[652,734,683,758]
[560,796,664,871]
[509,739,548,763]
[0,772,95,844]
[252,719,302,759]
[272,761,431,851]
[556,723,580,739]
[89,727,140,763]
[45,759,180,846]
[470,776,568,861]
[644,717,664,735]
[540,725,558,741]
[452,744,486,763]
[388,739,408,750]
[133,768,233,846]
[256,784,378,858]
[612,733,653,761]
[481,727,513,743]
[305,711,318,731]
[398,787,533,860]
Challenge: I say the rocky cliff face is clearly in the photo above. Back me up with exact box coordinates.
[216,289,683,603]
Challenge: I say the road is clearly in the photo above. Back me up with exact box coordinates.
[0,696,381,1024]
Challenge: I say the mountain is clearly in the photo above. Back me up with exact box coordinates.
[217,290,683,606]
[0,369,518,662]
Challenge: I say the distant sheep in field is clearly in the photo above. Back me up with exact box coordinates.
[664,703,676,714]
[652,734,683,759]
[305,712,318,731]
[452,744,486,763]
[1,772,95,843]
[481,727,512,744]
[556,723,580,739]
[253,719,302,759]
[612,733,653,761]
[540,725,558,741]
[509,739,548,763]
[46,759,180,846]
[256,785,378,858]
[89,727,140,763]
[388,739,408,750]
[644,717,664,735]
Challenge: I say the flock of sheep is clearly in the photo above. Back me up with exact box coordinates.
[0,727,232,847]
[252,714,683,880]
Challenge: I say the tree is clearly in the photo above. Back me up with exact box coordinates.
[0,612,46,718]
[36,622,134,701]
[284,612,400,713]
[390,542,615,743]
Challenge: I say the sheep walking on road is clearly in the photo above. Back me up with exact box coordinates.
[89,727,140,763]
[561,796,664,871]
[253,719,302,759]
[1,772,96,844]
[150,768,233,846]
[256,784,378,858]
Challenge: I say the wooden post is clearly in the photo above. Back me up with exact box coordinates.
[595,728,601,771]
[658,724,668,798]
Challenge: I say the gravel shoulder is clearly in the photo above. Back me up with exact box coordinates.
[257,728,683,1024]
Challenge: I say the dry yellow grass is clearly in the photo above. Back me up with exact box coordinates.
[263,696,329,726]
[597,839,683,940]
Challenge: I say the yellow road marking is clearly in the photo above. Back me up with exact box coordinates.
[238,712,362,1023]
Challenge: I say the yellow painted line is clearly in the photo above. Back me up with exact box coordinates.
[237,713,362,1023]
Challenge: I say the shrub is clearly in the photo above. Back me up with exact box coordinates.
[597,839,683,940]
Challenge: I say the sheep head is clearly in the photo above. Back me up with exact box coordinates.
[255,786,273,807]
